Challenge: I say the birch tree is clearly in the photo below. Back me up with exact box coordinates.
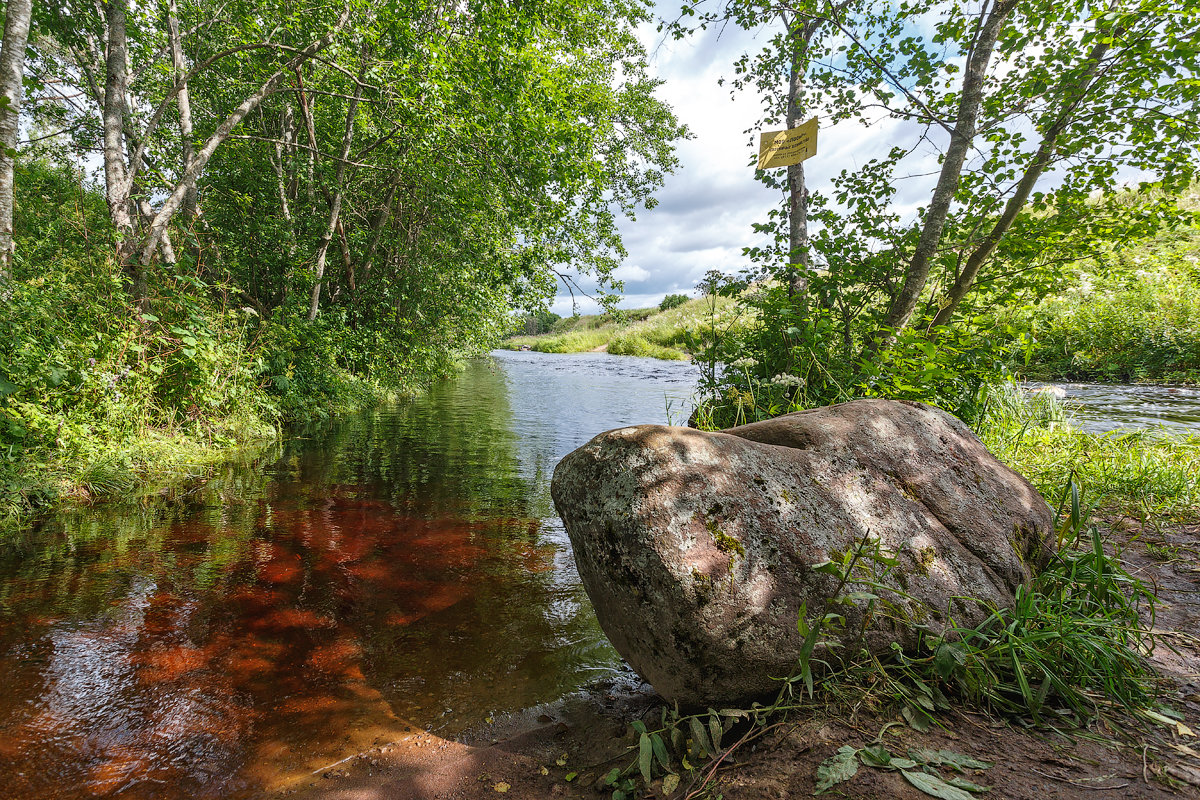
[0,0,32,287]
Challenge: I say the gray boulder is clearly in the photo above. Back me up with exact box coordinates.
[551,399,1055,708]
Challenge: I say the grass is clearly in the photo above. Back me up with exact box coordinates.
[508,329,611,353]
[978,382,1200,522]
[504,295,744,360]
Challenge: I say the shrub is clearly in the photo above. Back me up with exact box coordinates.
[659,293,689,311]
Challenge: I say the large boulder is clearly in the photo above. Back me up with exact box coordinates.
[551,399,1055,708]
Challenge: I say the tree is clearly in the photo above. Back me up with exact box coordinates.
[0,0,32,287]
[672,0,1199,417]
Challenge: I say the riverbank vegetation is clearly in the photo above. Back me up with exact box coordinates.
[1000,188,1200,384]
[674,0,1197,432]
[649,1,1200,793]
[504,294,743,360]
[0,0,684,527]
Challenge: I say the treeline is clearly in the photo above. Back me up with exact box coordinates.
[0,0,682,521]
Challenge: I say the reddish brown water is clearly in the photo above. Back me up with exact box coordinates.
[0,352,698,799]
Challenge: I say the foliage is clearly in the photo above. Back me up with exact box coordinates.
[998,204,1200,383]
[670,0,1199,416]
[3,0,687,522]
[659,292,690,311]
[0,162,392,526]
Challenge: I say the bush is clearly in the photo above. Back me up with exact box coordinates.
[659,292,689,311]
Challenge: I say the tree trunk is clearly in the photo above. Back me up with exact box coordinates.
[784,18,816,308]
[929,35,1113,328]
[308,53,365,321]
[101,0,143,300]
[863,0,1018,359]
[167,0,198,221]
[0,0,31,288]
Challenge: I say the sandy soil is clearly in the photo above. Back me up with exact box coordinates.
[273,522,1200,800]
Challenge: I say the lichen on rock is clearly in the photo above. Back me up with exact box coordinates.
[551,399,1056,708]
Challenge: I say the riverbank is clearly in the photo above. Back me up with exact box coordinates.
[272,516,1200,800]
[0,367,409,533]
[502,295,743,361]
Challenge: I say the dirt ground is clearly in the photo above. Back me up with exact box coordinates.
[274,522,1200,800]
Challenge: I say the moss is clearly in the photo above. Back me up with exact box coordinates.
[914,546,937,576]
[691,568,714,605]
[707,517,745,558]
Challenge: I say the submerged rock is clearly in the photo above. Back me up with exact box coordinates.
[551,399,1055,707]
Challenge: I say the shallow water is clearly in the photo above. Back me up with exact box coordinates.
[0,351,698,799]
[1037,382,1200,434]
[1,352,1195,799]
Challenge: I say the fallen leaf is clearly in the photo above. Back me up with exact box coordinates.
[539,766,549,776]
[662,773,680,795]
[565,772,577,782]
[1140,709,1196,737]
[494,783,510,793]
[555,753,568,767]
[902,769,975,800]
[1169,743,1200,760]
[814,745,859,794]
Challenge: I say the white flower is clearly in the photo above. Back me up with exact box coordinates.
[771,373,806,388]
[730,357,759,368]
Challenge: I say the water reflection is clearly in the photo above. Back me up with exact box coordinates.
[0,351,699,799]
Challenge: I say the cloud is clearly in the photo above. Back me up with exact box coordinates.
[613,263,651,283]
[549,2,942,315]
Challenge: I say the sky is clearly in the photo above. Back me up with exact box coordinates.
[549,2,931,316]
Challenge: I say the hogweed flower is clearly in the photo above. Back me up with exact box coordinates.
[771,373,805,388]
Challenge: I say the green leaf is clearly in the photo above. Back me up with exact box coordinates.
[651,733,672,770]
[909,749,993,772]
[0,377,18,397]
[689,716,711,759]
[565,772,577,782]
[604,768,621,786]
[901,770,976,800]
[797,602,810,637]
[639,733,654,783]
[814,746,859,794]
[708,711,723,752]
[859,744,892,768]
[946,777,991,793]
[901,704,931,732]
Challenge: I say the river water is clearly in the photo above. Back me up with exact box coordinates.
[0,351,697,800]
[0,353,1196,799]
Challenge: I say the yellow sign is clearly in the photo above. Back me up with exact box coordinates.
[757,118,818,169]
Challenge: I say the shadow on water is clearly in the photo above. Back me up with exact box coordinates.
[0,351,698,800]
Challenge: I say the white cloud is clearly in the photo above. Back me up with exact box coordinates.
[550,3,947,315]
[613,263,652,283]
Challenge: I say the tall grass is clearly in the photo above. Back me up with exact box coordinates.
[506,329,610,353]
[1002,208,1200,383]
[978,383,1200,521]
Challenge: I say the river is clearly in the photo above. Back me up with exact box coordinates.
[0,351,697,799]
[0,352,1195,799]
